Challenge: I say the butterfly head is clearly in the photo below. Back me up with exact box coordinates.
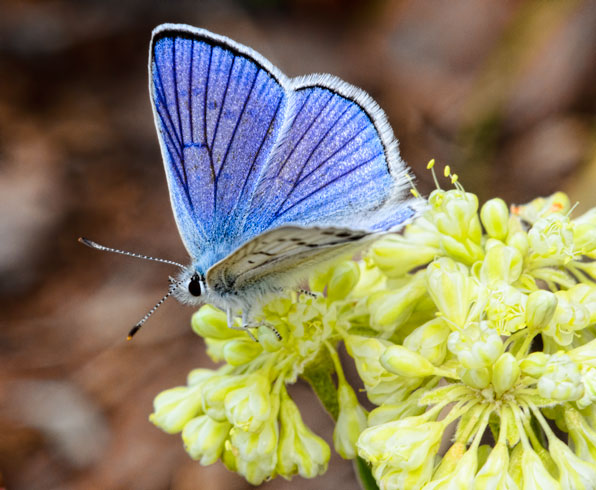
[172,267,207,306]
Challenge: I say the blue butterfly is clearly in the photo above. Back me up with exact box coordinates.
[85,24,420,337]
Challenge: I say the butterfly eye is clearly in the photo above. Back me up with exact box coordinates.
[188,275,203,297]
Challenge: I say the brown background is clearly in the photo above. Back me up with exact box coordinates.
[0,0,595,489]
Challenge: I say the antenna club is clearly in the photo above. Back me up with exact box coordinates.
[78,237,95,247]
[128,324,142,340]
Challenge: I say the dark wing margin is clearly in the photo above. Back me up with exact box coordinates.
[150,24,289,260]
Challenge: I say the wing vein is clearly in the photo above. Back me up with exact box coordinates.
[272,100,353,215]
[216,67,260,181]
[274,90,334,178]
[188,40,194,144]
[171,40,188,186]
[294,126,376,191]
[211,56,235,215]
[203,48,216,186]
[272,151,384,222]
[153,62,183,149]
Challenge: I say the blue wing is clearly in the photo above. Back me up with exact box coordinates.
[150,25,288,266]
[244,78,411,236]
[150,24,415,274]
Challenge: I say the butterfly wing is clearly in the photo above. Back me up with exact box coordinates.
[244,75,417,237]
[205,225,373,294]
[150,24,289,265]
[150,24,419,277]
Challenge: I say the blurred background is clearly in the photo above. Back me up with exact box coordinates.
[0,0,594,488]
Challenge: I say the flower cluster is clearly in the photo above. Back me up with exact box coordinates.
[358,186,596,489]
[151,170,596,488]
[150,268,362,484]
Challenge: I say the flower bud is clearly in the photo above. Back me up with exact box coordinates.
[222,338,263,366]
[491,353,520,397]
[507,231,530,256]
[426,443,478,488]
[538,353,584,401]
[381,344,440,378]
[481,198,509,241]
[564,407,596,462]
[548,436,596,489]
[201,374,246,422]
[448,322,503,369]
[231,403,279,484]
[350,260,386,297]
[520,352,549,377]
[577,368,596,410]
[191,305,238,339]
[483,281,527,334]
[432,190,481,242]
[426,258,475,327]
[277,390,330,479]
[368,396,425,427]
[428,190,484,264]
[257,324,283,352]
[525,290,558,330]
[150,385,203,434]
[403,318,450,365]
[474,442,509,489]
[327,261,360,301]
[182,415,231,465]
[344,335,399,404]
[187,368,217,386]
[459,367,491,390]
[528,214,575,262]
[567,284,596,324]
[545,293,591,345]
[358,417,445,471]
[333,381,367,459]
[573,223,596,254]
[224,374,272,432]
[479,242,523,285]
[521,447,560,489]
[370,235,438,278]
[234,439,277,485]
[367,273,426,331]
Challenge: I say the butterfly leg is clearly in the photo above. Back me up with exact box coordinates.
[226,307,258,342]
[297,288,320,298]
[241,310,282,341]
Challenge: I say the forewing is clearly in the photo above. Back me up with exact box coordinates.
[206,225,373,293]
[244,75,414,237]
[150,25,289,259]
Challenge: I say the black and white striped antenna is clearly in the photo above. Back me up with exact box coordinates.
[78,237,186,339]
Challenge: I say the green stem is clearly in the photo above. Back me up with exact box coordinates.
[302,345,379,490]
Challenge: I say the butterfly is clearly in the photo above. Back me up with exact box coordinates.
[82,23,421,338]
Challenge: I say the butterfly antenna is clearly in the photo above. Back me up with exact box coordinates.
[127,281,181,340]
[78,237,185,269]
